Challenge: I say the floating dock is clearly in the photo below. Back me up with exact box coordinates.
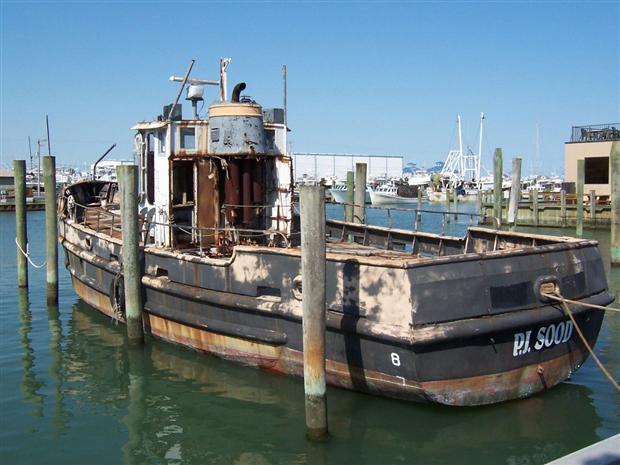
[546,434,619,465]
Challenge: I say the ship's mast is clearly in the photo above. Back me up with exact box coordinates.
[457,114,463,177]
[220,57,231,101]
[282,64,288,154]
[477,112,485,187]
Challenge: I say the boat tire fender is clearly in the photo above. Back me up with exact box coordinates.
[110,274,126,317]
[292,275,302,300]
[534,275,561,303]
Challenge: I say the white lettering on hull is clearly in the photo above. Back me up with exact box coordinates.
[512,321,573,357]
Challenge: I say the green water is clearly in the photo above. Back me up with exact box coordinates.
[1,210,618,465]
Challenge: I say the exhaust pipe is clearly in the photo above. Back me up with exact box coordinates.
[231,82,246,103]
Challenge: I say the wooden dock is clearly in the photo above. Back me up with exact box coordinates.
[479,191,611,229]
[0,198,46,212]
[546,433,619,465]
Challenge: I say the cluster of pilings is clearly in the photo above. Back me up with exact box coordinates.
[13,141,620,444]
[480,142,620,264]
[14,157,58,303]
[13,159,336,441]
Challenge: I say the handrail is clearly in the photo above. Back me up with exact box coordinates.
[67,200,291,253]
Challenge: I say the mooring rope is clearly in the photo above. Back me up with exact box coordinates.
[14,238,47,269]
[542,291,620,393]
[542,292,620,314]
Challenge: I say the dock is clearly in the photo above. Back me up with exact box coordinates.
[546,434,619,465]
[479,191,612,229]
[0,198,46,212]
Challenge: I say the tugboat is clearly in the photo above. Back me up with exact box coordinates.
[59,59,613,406]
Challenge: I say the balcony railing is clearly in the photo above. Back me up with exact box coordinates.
[570,123,620,143]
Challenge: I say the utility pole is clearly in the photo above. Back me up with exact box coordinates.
[36,139,42,196]
[28,137,33,172]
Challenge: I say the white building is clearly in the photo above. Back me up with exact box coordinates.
[292,153,403,182]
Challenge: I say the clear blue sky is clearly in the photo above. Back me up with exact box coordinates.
[1,1,618,176]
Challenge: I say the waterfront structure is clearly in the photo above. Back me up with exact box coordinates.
[292,153,403,182]
[58,58,612,406]
[564,123,620,197]
[0,168,14,187]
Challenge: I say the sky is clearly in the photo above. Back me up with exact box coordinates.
[1,0,618,176]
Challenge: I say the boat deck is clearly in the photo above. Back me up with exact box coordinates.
[71,202,589,267]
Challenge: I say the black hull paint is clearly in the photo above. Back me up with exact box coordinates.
[62,228,611,406]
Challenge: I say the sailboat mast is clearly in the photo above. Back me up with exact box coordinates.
[477,112,485,187]
[457,114,463,182]
[535,122,540,177]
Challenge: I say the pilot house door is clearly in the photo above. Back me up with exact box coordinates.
[196,159,220,247]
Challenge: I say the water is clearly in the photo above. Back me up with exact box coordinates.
[1,209,618,465]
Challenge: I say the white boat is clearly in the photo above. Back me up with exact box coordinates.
[329,183,371,204]
[427,113,488,202]
[406,170,431,186]
[369,182,419,205]
[426,181,479,203]
[426,189,477,203]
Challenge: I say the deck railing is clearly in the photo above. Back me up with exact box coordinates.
[68,200,293,255]
[570,123,620,143]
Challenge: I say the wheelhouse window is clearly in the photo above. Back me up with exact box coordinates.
[584,156,609,184]
[159,130,167,155]
[265,129,275,150]
[180,128,196,150]
[146,133,155,203]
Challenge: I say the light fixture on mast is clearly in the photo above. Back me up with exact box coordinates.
[169,57,231,119]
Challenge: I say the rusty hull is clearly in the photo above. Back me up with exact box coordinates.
[60,214,612,406]
[66,266,602,406]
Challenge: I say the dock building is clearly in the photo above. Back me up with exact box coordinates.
[292,153,403,182]
[564,123,620,197]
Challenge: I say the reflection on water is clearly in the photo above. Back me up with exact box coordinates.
[63,302,604,465]
[47,302,69,435]
[1,210,618,465]
[18,288,45,418]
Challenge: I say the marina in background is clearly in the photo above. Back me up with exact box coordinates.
[1,206,618,465]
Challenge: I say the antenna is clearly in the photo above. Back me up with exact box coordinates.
[168,59,196,121]
[168,58,230,118]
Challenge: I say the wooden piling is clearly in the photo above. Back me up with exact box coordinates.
[507,157,522,230]
[445,189,451,224]
[611,142,620,265]
[493,148,503,228]
[353,163,367,224]
[589,189,596,224]
[416,188,422,226]
[452,188,458,221]
[576,159,584,237]
[299,184,328,441]
[532,188,539,227]
[560,190,567,227]
[345,171,354,223]
[43,156,58,302]
[117,165,144,344]
[14,160,28,288]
